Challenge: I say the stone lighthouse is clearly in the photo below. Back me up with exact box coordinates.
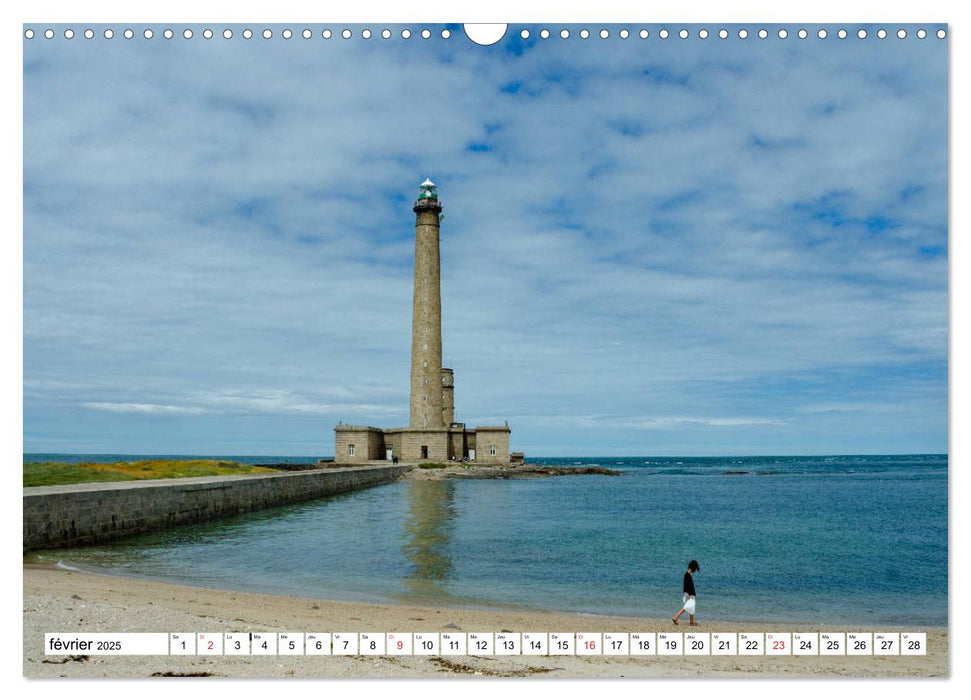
[410,178,445,430]
[333,179,514,465]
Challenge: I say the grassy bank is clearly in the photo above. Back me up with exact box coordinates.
[23,459,278,488]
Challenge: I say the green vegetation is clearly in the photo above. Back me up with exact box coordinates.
[23,459,278,488]
[417,462,449,470]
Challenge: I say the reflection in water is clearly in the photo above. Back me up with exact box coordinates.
[400,481,457,601]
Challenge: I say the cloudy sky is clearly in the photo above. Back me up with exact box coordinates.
[22,23,948,456]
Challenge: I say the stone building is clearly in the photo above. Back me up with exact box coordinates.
[334,179,513,464]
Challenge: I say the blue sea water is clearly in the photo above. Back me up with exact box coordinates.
[24,454,948,627]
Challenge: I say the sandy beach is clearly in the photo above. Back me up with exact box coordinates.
[22,565,947,678]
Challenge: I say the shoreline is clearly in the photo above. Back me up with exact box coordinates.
[23,565,948,678]
[24,557,944,629]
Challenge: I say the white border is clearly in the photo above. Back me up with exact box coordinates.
[6,2,963,698]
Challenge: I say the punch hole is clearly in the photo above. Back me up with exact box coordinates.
[897,29,907,39]
[798,28,808,39]
[382,29,392,39]
[877,29,887,39]
[24,28,34,39]
[858,29,867,39]
[264,29,273,39]
[540,29,550,39]
[639,29,648,39]
[323,29,333,39]
[917,29,926,39]
[937,29,946,38]
[124,28,134,40]
[203,29,213,39]
[303,29,312,39]
[283,28,293,39]
[679,29,688,39]
[817,29,827,39]
[401,29,410,39]
[560,29,569,39]
[183,29,192,39]
[163,29,173,39]
[361,29,371,39]
[619,29,629,39]
[44,28,54,39]
[600,29,609,39]
[521,29,530,39]
[580,29,589,39]
[758,29,768,39]
[421,29,431,39]
[718,29,729,39]
[64,29,75,39]
[442,29,451,39]
[838,29,848,39]
[143,29,153,39]
[738,29,748,39]
[778,29,788,39]
[699,29,709,39]
[659,29,669,39]
[244,29,254,39]
[223,29,233,39]
[341,29,351,39]
[464,24,507,45]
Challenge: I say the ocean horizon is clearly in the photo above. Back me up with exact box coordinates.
[22,451,948,463]
[24,453,948,627]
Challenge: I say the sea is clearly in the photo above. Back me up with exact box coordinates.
[24,454,948,627]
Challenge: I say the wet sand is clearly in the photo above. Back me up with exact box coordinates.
[22,565,947,678]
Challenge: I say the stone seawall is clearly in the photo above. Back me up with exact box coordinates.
[23,465,411,552]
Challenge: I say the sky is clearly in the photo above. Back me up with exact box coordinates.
[22,22,948,457]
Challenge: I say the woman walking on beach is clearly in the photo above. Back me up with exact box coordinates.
[672,560,700,626]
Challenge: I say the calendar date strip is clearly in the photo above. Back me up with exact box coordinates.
[45,631,927,657]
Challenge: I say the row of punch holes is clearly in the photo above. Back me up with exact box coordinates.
[24,26,947,41]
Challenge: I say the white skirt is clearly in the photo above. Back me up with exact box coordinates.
[683,594,696,614]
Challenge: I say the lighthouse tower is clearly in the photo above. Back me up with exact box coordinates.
[333,178,514,465]
[410,178,445,430]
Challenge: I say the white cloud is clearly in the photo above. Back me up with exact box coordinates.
[81,402,209,415]
[191,390,404,417]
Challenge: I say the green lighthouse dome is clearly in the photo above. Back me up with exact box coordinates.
[418,178,438,200]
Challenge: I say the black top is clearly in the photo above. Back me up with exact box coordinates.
[683,571,696,596]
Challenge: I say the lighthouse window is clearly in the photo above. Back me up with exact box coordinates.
[490,444,497,456]
[348,444,355,457]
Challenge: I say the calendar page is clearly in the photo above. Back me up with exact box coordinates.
[20,3,949,685]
